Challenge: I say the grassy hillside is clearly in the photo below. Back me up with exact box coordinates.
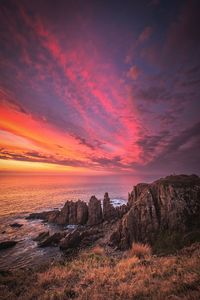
[0,242,200,300]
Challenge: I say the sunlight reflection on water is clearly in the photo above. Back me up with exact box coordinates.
[0,174,142,269]
[0,174,139,217]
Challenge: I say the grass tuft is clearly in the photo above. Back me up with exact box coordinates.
[129,242,152,259]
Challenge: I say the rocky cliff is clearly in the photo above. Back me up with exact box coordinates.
[110,174,200,249]
[27,193,128,226]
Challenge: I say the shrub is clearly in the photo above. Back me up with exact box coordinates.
[129,243,152,259]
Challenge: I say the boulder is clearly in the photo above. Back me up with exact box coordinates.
[87,196,103,226]
[80,228,104,247]
[38,232,66,247]
[33,231,49,242]
[0,241,18,251]
[10,223,23,228]
[60,230,82,250]
[103,193,118,221]
[26,210,58,221]
[110,175,200,249]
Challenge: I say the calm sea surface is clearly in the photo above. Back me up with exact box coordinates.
[0,174,146,270]
[0,174,141,217]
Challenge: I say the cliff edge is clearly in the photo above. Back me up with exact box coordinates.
[110,174,200,250]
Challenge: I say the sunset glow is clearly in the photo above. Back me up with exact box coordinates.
[0,0,199,175]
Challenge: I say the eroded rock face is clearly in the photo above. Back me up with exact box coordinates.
[128,183,149,207]
[110,175,200,249]
[55,200,88,225]
[103,193,118,221]
[60,230,81,250]
[87,196,103,226]
[27,195,127,227]
[38,232,66,247]
[76,200,88,225]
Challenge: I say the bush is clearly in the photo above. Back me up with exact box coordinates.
[129,243,152,259]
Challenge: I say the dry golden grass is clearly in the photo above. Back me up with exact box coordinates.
[129,242,152,259]
[90,245,105,256]
[0,243,200,300]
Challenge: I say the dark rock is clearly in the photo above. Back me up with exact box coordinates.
[10,223,23,228]
[80,228,102,239]
[0,241,18,250]
[55,200,88,225]
[80,228,104,247]
[68,201,77,224]
[76,200,88,224]
[87,196,102,226]
[33,231,49,242]
[26,195,126,230]
[26,212,47,220]
[128,183,149,207]
[55,202,70,225]
[60,230,82,250]
[39,232,66,247]
[110,174,200,249]
[26,210,57,221]
[116,204,129,218]
[103,193,118,221]
[102,193,128,222]
[47,210,60,223]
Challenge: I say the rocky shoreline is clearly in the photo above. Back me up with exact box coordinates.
[1,174,200,261]
[24,192,128,252]
[1,174,200,300]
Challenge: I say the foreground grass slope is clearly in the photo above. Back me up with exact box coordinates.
[0,242,200,300]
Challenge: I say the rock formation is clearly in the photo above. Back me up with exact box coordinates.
[103,192,118,221]
[33,231,49,242]
[87,196,103,225]
[110,175,200,249]
[38,232,66,247]
[60,230,82,250]
[46,200,88,225]
[128,183,149,207]
[26,210,59,222]
[76,200,88,224]
[27,192,128,229]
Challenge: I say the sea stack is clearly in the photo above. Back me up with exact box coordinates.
[87,196,103,225]
[103,192,117,221]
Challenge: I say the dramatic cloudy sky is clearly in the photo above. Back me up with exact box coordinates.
[0,0,200,175]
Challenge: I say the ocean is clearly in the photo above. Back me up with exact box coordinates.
[0,174,144,270]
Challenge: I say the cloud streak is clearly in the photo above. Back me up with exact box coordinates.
[0,0,199,175]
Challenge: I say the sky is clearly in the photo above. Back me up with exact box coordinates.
[0,0,200,176]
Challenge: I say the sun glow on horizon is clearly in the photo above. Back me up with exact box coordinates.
[0,159,114,176]
[0,0,199,175]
